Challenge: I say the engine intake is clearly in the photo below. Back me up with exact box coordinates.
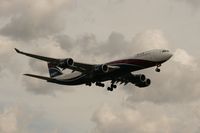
[95,64,109,73]
[134,74,146,83]
[59,58,74,68]
[135,78,151,88]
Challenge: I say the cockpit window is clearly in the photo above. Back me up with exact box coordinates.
[162,50,169,53]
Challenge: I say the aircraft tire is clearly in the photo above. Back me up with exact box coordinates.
[155,68,161,72]
[107,87,113,91]
[111,84,117,88]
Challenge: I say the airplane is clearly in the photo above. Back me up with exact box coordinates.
[15,48,173,91]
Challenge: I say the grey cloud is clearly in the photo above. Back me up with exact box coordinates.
[131,30,169,52]
[0,105,60,133]
[108,0,126,4]
[55,32,132,60]
[173,0,200,7]
[0,0,70,41]
[91,102,200,133]
[102,32,129,57]
[54,30,168,62]
[75,32,129,58]
[28,59,48,75]
[55,34,74,51]
[23,77,69,96]
[0,15,63,41]
[0,105,40,133]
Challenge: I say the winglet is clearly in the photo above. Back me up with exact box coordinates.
[14,48,21,53]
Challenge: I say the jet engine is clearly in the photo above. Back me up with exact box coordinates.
[135,78,151,88]
[95,64,109,73]
[122,74,150,87]
[58,58,74,68]
[133,74,146,83]
[126,74,145,84]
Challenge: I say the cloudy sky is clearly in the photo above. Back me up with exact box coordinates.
[0,0,200,132]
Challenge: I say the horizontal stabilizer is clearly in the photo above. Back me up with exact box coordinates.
[24,74,52,81]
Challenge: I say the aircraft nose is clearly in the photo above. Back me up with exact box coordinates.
[167,52,173,59]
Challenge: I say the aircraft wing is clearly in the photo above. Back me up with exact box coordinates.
[15,48,95,72]
[15,48,60,63]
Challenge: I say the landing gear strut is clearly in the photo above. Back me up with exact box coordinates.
[107,81,117,91]
[96,82,105,87]
[155,64,161,72]
[86,82,92,86]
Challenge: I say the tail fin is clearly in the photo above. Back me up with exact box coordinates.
[47,62,63,77]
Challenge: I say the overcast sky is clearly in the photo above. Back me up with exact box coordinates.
[0,0,200,133]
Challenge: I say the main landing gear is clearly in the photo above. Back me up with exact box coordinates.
[155,64,161,72]
[86,82,92,86]
[95,82,105,87]
[93,81,117,91]
[107,81,117,91]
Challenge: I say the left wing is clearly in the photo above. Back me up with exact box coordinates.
[15,48,95,72]
[15,48,121,73]
[15,48,59,63]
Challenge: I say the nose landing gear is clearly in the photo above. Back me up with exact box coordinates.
[155,67,160,72]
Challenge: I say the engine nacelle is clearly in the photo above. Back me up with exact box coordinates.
[59,58,74,68]
[131,74,146,83]
[95,64,109,73]
[135,78,151,88]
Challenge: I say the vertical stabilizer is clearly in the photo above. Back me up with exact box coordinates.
[47,62,63,77]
